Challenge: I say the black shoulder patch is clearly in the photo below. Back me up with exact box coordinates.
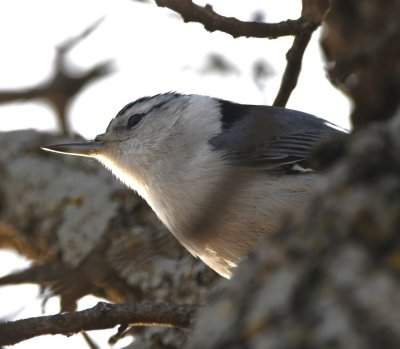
[219,100,247,130]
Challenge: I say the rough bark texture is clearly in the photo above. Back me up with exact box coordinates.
[0,130,219,348]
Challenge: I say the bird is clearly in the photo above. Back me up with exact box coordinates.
[42,92,344,278]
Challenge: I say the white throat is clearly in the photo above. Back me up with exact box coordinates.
[96,146,227,240]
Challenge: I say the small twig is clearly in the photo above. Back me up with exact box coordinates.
[155,0,312,39]
[273,0,331,107]
[0,301,198,346]
[57,17,104,55]
[81,332,101,349]
[273,32,312,107]
[108,324,129,344]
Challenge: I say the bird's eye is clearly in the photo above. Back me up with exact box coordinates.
[127,113,146,129]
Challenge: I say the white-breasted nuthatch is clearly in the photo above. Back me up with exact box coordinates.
[42,93,344,278]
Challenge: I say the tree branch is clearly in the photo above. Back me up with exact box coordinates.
[273,32,312,106]
[0,19,112,136]
[155,0,311,39]
[273,0,331,106]
[155,0,331,107]
[0,301,198,346]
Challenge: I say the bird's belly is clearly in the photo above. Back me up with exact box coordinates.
[148,173,319,278]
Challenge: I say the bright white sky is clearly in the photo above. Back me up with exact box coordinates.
[0,0,351,348]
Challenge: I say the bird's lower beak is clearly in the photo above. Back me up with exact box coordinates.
[41,140,105,158]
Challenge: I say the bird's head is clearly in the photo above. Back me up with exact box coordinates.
[42,93,224,197]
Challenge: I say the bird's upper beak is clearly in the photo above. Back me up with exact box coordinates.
[41,140,105,158]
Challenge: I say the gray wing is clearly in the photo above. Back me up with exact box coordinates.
[209,100,345,173]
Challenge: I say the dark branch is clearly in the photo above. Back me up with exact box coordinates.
[0,301,198,346]
[155,0,312,39]
[155,0,331,107]
[274,0,331,106]
[56,17,104,55]
[0,19,112,136]
[273,32,312,107]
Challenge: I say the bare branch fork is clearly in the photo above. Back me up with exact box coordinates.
[155,0,331,107]
[0,19,112,136]
[0,301,198,346]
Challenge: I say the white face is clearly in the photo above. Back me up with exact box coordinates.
[93,93,223,200]
[97,93,186,158]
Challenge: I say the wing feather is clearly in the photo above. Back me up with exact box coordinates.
[210,101,345,173]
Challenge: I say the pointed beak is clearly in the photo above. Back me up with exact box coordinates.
[41,140,105,158]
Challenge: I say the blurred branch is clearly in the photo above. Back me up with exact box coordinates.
[81,332,101,349]
[0,19,113,136]
[329,21,400,86]
[57,18,104,55]
[0,301,198,346]
[155,0,314,39]
[321,0,400,128]
[199,53,240,75]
